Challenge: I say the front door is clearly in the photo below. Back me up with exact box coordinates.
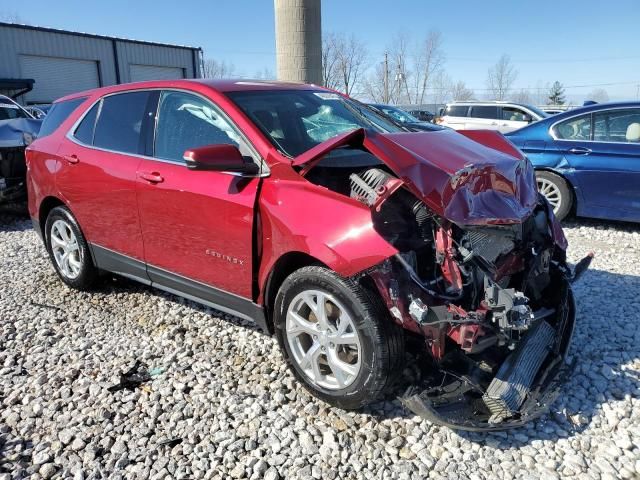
[136,90,261,299]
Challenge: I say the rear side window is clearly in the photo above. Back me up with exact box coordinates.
[73,102,100,145]
[38,97,86,138]
[93,91,151,154]
[470,106,499,119]
[445,105,468,117]
[554,114,592,140]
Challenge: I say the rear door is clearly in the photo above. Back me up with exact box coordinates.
[467,105,500,130]
[136,89,261,299]
[56,90,154,278]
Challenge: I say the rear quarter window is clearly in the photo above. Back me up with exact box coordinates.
[38,97,87,138]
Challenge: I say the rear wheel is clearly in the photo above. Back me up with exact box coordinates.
[45,206,99,290]
[536,171,572,221]
[273,266,404,410]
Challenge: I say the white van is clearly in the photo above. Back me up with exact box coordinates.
[438,102,547,133]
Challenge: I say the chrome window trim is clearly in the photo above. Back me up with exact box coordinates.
[548,106,640,145]
[65,87,270,177]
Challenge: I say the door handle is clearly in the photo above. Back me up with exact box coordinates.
[63,154,79,164]
[139,171,164,184]
[568,147,592,155]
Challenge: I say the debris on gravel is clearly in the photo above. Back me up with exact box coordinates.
[1,212,639,479]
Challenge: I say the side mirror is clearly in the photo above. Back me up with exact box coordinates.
[183,144,259,174]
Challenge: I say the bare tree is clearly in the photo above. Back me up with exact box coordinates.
[322,33,341,89]
[431,71,452,106]
[0,11,22,22]
[254,67,275,80]
[511,88,532,104]
[388,34,413,104]
[202,59,236,79]
[411,31,445,105]
[486,54,518,100]
[322,33,368,96]
[450,80,474,101]
[587,88,609,103]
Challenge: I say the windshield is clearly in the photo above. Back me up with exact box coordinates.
[523,104,548,119]
[378,105,420,123]
[226,90,404,157]
[0,101,31,121]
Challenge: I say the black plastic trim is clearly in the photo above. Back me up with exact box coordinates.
[88,243,268,332]
[91,244,151,285]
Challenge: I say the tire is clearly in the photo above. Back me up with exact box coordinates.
[273,266,404,410]
[44,206,99,290]
[535,171,573,221]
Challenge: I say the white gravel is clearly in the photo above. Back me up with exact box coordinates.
[1,210,639,479]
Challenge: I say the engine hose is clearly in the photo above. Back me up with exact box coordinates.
[394,254,464,301]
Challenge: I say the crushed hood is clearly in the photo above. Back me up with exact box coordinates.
[294,128,539,226]
[0,118,42,148]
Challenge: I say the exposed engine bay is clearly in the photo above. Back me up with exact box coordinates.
[304,146,591,430]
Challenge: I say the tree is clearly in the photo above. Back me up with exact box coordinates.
[450,80,474,102]
[254,67,275,80]
[586,88,609,103]
[511,88,532,104]
[411,31,445,105]
[486,54,518,100]
[0,11,22,22]
[548,81,566,105]
[432,71,452,106]
[321,32,368,96]
[202,59,236,79]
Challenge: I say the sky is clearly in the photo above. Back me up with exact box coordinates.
[2,0,639,102]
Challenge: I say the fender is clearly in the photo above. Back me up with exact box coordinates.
[256,162,397,302]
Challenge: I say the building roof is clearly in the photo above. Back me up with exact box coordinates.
[0,21,202,51]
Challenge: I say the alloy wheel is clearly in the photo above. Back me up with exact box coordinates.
[50,219,82,279]
[285,289,361,390]
[537,178,562,214]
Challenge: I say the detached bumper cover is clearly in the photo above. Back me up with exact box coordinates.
[401,355,575,431]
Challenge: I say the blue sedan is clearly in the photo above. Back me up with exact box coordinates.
[506,101,640,222]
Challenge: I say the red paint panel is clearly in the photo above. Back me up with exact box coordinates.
[136,159,258,298]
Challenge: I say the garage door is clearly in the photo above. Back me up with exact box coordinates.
[130,65,185,82]
[20,55,100,104]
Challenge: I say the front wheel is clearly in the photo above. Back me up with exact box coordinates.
[536,171,573,221]
[273,266,404,410]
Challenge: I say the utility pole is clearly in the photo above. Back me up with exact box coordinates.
[383,52,389,104]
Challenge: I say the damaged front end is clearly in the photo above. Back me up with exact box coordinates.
[300,128,591,430]
[0,118,41,205]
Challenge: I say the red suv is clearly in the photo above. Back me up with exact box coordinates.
[26,80,588,430]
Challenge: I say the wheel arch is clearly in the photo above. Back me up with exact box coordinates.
[534,168,578,217]
[38,196,67,242]
[261,251,329,334]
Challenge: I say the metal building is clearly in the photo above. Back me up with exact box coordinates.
[0,22,202,104]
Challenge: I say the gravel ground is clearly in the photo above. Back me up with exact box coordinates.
[1,209,639,480]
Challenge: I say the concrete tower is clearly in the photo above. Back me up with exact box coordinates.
[274,0,322,85]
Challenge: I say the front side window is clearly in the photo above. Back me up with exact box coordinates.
[227,90,403,157]
[154,91,242,163]
[93,91,151,154]
[502,107,528,122]
[553,114,592,140]
[470,106,499,119]
[593,109,640,143]
[0,102,30,120]
[38,97,86,138]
